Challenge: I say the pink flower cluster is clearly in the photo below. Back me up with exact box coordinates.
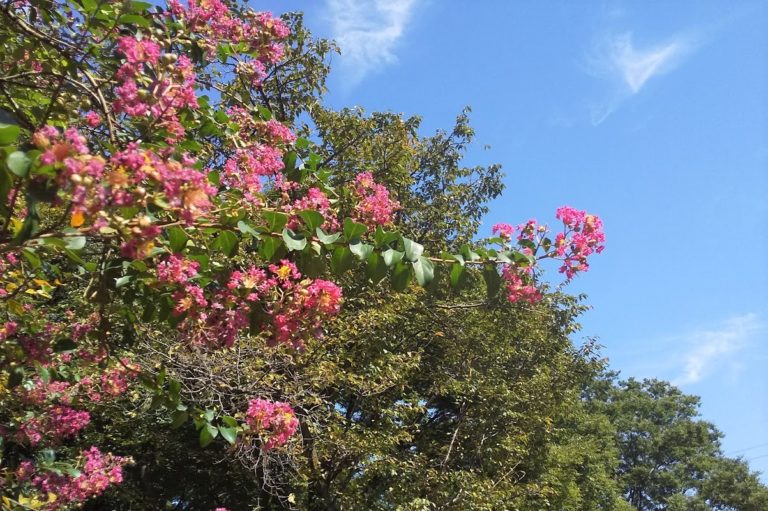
[84,111,102,127]
[160,257,342,349]
[501,265,542,304]
[260,119,297,145]
[157,255,201,285]
[286,187,340,232]
[30,127,213,242]
[492,223,515,239]
[222,144,285,202]
[24,447,129,510]
[18,406,90,446]
[245,398,299,450]
[352,172,400,228]
[20,363,136,408]
[166,0,290,67]
[554,206,606,279]
[0,320,18,339]
[114,36,198,142]
[32,126,105,214]
[267,261,342,348]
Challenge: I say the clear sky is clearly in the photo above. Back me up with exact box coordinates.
[262,0,768,477]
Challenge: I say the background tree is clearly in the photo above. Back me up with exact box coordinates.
[586,376,768,511]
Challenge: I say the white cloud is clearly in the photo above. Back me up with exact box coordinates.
[674,313,763,386]
[587,32,692,124]
[326,0,417,84]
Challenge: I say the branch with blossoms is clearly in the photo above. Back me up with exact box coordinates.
[0,0,604,508]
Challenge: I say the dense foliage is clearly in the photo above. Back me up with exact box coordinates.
[0,1,763,510]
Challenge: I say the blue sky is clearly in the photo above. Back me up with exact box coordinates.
[262,0,768,476]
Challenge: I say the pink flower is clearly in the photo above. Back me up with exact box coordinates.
[117,36,161,66]
[501,266,542,304]
[84,111,102,127]
[245,398,299,450]
[157,255,200,284]
[492,223,515,239]
[553,206,605,279]
[352,172,400,227]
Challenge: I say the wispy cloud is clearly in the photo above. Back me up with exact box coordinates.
[326,0,417,85]
[586,31,693,124]
[674,313,763,386]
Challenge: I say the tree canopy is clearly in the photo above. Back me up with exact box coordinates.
[0,2,763,511]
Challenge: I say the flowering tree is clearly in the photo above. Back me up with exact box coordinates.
[0,1,604,509]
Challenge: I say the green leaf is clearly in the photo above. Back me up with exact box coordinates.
[349,240,373,261]
[256,105,273,121]
[262,211,288,233]
[366,252,387,283]
[316,227,341,246]
[403,238,424,262]
[413,257,435,287]
[79,0,97,12]
[221,416,238,428]
[330,246,354,275]
[168,379,181,402]
[118,14,151,27]
[218,426,237,445]
[170,410,188,429]
[21,248,41,269]
[0,167,12,212]
[343,218,367,241]
[36,363,50,384]
[214,230,238,257]
[237,220,259,238]
[297,251,326,278]
[374,226,400,247]
[53,338,77,352]
[460,244,480,262]
[391,261,412,292]
[282,228,307,251]
[130,1,152,12]
[512,250,535,267]
[167,226,188,252]
[0,123,20,145]
[8,367,24,388]
[65,235,86,251]
[259,236,281,261]
[199,423,219,447]
[450,263,467,289]
[483,264,501,298]
[382,248,404,267]
[298,210,324,232]
[6,151,31,177]
[115,275,132,288]
[63,248,85,265]
[283,150,297,172]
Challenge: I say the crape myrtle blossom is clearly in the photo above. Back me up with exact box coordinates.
[352,172,400,227]
[492,222,515,239]
[157,257,343,349]
[21,447,131,510]
[493,207,606,302]
[555,205,606,279]
[245,398,299,450]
